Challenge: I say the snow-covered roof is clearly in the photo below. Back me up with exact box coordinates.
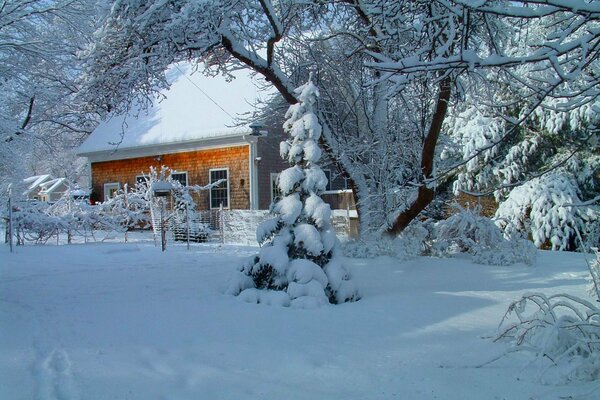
[78,63,267,157]
[22,174,52,196]
[69,188,89,197]
[39,178,67,195]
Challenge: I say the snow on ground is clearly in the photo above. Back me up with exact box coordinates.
[1,239,597,399]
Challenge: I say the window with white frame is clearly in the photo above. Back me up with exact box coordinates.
[104,182,120,201]
[209,168,229,209]
[170,171,188,187]
[270,173,282,203]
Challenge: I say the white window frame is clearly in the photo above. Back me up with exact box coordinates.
[135,175,147,184]
[343,176,350,190]
[209,168,230,209]
[104,182,120,201]
[270,172,282,203]
[170,171,188,187]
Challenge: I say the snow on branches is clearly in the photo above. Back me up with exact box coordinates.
[496,292,600,384]
[227,78,359,307]
[495,172,598,251]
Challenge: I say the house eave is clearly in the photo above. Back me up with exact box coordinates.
[77,132,255,163]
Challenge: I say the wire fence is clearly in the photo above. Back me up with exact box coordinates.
[4,203,354,247]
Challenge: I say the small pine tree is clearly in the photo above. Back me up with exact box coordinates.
[227,77,359,307]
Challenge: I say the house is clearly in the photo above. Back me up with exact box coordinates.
[23,175,52,200]
[22,175,69,202]
[77,63,355,212]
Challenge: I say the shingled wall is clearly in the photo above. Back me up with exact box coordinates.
[91,145,251,209]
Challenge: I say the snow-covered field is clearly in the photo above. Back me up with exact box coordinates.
[1,240,597,399]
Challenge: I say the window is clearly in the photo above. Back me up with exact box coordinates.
[209,168,229,209]
[270,173,282,203]
[323,169,332,191]
[170,171,188,187]
[104,182,120,201]
[135,175,147,184]
[343,177,350,190]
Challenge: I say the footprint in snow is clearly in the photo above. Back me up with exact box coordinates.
[34,349,79,400]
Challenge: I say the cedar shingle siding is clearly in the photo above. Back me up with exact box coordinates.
[256,127,288,209]
[91,145,250,209]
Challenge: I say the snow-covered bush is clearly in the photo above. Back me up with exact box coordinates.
[587,248,600,302]
[342,220,431,260]
[433,206,537,265]
[494,249,600,383]
[227,77,359,307]
[12,201,66,244]
[446,87,599,253]
[495,172,598,251]
[471,238,537,267]
[9,180,154,244]
[496,292,600,384]
[433,206,504,255]
[94,183,151,235]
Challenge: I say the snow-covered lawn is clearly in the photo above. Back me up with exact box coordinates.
[1,241,597,399]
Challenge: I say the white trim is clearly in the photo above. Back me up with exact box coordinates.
[170,171,188,186]
[87,161,93,196]
[103,182,120,201]
[332,209,359,218]
[135,174,147,184]
[247,140,259,210]
[322,189,353,195]
[343,176,350,190]
[209,168,230,209]
[79,136,252,162]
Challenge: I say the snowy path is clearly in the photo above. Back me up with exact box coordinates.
[0,242,597,399]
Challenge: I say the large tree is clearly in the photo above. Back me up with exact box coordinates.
[82,0,599,236]
[0,0,100,193]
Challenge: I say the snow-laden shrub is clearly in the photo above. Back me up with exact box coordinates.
[227,77,359,307]
[433,206,504,254]
[341,220,431,260]
[433,206,536,265]
[472,237,537,266]
[496,293,600,384]
[9,179,154,244]
[587,248,600,302]
[495,172,598,251]
[12,201,66,244]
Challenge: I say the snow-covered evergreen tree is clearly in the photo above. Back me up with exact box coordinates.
[227,78,359,307]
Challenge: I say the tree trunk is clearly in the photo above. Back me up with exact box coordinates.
[386,76,452,236]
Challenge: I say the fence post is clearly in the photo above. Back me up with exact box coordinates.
[7,185,13,253]
[123,183,129,243]
[161,197,167,252]
[67,192,73,244]
[346,204,351,237]
[185,202,190,251]
[219,203,224,244]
